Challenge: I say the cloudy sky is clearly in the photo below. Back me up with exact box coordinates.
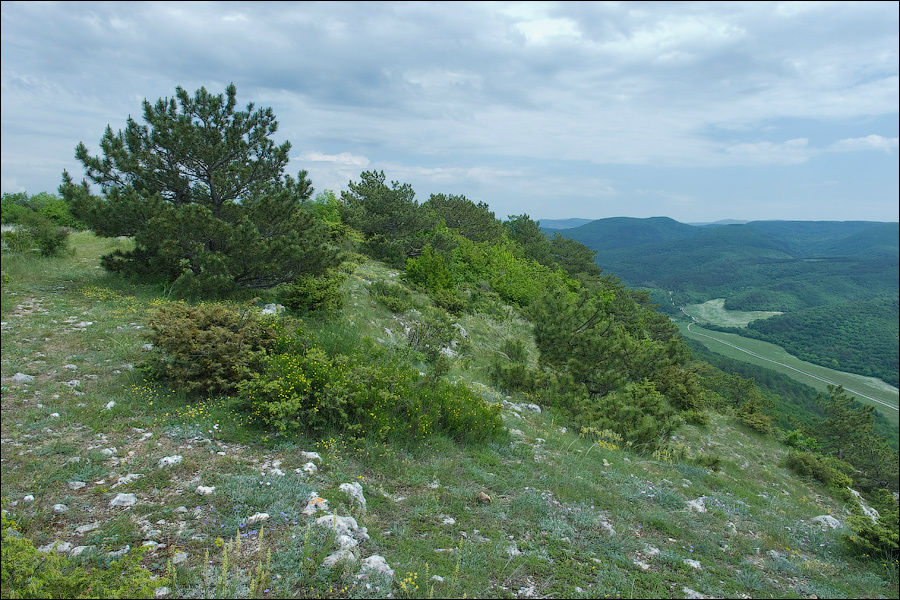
[2,1,898,222]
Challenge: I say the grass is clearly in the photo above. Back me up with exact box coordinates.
[682,298,783,328]
[2,231,897,598]
[678,321,900,428]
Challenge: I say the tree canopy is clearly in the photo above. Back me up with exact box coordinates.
[62,84,337,295]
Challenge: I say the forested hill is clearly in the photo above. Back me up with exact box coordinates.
[548,217,899,386]
[550,218,898,312]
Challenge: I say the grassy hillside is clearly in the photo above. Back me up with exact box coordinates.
[2,232,897,599]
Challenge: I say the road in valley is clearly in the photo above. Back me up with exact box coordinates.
[685,322,898,412]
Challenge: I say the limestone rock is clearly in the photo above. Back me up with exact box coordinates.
[322,548,358,567]
[340,482,367,510]
[686,497,707,513]
[67,481,86,490]
[246,512,269,525]
[52,503,69,514]
[301,492,329,516]
[109,493,136,507]
[358,555,394,580]
[196,485,215,496]
[12,373,35,383]
[315,514,359,537]
[811,515,841,529]
[157,455,183,468]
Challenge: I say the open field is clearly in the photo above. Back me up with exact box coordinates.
[677,321,899,428]
[681,299,783,328]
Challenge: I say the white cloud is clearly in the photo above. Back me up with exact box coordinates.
[296,151,371,168]
[829,134,899,152]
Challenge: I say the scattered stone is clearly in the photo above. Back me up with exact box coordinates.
[315,514,360,537]
[157,455,183,468]
[506,543,522,557]
[270,468,285,477]
[261,303,285,315]
[509,428,524,437]
[108,545,130,560]
[196,486,215,496]
[441,516,456,526]
[70,545,93,557]
[686,497,707,513]
[299,451,322,463]
[522,403,541,413]
[599,520,616,536]
[174,506,188,514]
[104,401,116,411]
[431,575,445,583]
[301,492,329,516]
[63,364,78,371]
[811,515,842,529]
[142,344,154,351]
[52,503,69,514]
[428,480,440,489]
[302,462,318,475]
[633,558,650,570]
[22,494,34,503]
[683,587,709,599]
[64,379,81,388]
[109,493,136,508]
[340,482,367,510]
[100,447,116,457]
[172,551,188,565]
[50,413,60,418]
[602,459,610,467]
[75,321,93,328]
[246,512,269,525]
[358,555,394,580]
[154,587,171,598]
[476,492,492,504]
[75,522,100,535]
[12,373,35,383]
[39,541,73,553]
[337,534,359,550]
[683,558,702,570]
[725,521,738,534]
[644,545,660,558]
[67,481,86,490]
[112,473,143,487]
[323,548,357,567]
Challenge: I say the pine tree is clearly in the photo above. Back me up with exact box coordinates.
[61,84,337,296]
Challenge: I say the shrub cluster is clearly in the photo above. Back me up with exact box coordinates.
[145,302,278,396]
[369,280,414,313]
[279,269,347,313]
[784,450,853,494]
[1,211,69,257]
[239,338,502,443]
[1,508,159,599]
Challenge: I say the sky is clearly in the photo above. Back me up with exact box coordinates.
[1,1,898,223]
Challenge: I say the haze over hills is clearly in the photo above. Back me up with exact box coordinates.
[545,216,900,387]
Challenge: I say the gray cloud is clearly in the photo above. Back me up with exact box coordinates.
[2,1,897,221]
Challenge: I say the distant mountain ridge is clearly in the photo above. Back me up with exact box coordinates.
[549,216,900,386]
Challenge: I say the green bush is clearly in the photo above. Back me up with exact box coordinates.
[145,302,278,396]
[406,306,457,362]
[564,379,680,453]
[279,270,346,313]
[431,288,467,315]
[488,339,544,394]
[845,509,899,559]
[239,343,503,443]
[406,245,454,291]
[369,280,413,313]
[11,212,70,257]
[1,507,159,599]
[784,450,854,494]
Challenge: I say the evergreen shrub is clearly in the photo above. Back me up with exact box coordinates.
[146,302,278,396]
[369,280,413,313]
[1,508,159,599]
[279,269,346,313]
